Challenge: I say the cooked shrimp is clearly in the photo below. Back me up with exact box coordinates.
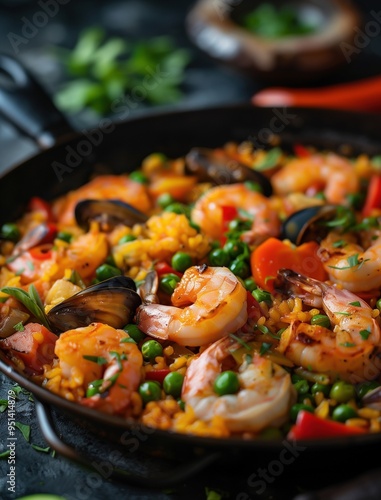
[191,183,280,243]
[182,335,296,432]
[54,323,143,416]
[271,153,359,205]
[53,175,153,226]
[275,269,381,383]
[56,230,108,279]
[135,265,248,346]
[319,231,381,292]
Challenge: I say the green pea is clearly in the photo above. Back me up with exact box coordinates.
[157,193,175,208]
[95,263,122,281]
[130,171,148,184]
[208,248,230,267]
[171,252,193,272]
[293,379,310,395]
[290,403,314,423]
[244,277,257,292]
[291,373,304,383]
[163,372,184,398]
[56,231,72,243]
[229,258,250,279]
[332,404,357,422]
[377,297,381,312]
[164,203,190,218]
[357,380,380,399]
[224,240,250,259]
[141,339,163,361]
[139,381,162,404]
[118,234,137,244]
[311,382,331,397]
[311,314,331,328]
[329,380,356,403]
[252,288,272,303]
[1,223,20,242]
[160,273,181,295]
[213,370,240,396]
[123,324,145,343]
[105,254,117,267]
[346,192,364,210]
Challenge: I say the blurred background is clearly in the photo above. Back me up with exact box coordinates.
[0,0,380,172]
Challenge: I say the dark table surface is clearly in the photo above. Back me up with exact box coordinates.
[1,1,381,499]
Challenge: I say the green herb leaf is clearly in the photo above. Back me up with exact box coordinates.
[83,355,108,365]
[229,333,251,350]
[0,450,10,459]
[31,444,51,453]
[13,321,25,332]
[255,148,282,171]
[0,286,50,329]
[340,342,356,347]
[15,421,30,442]
[349,301,361,307]
[359,329,371,340]
[260,342,272,356]
[0,399,8,412]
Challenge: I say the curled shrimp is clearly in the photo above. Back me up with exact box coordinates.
[271,153,359,204]
[275,269,381,383]
[54,323,143,416]
[135,265,248,347]
[191,183,280,243]
[319,231,381,293]
[53,175,153,226]
[182,335,296,432]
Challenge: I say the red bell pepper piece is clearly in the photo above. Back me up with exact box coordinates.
[145,369,171,384]
[287,410,367,440]
[293,143,311,158]
[155,261,183,278]
[220,205,238,245]
[28,196,54,222]
[362,175,381,217]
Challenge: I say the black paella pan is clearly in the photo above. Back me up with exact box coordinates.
[1,53,381,488]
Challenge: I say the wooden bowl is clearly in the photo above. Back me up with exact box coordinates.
[186,0,362,84]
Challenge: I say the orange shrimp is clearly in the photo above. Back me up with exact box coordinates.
[271,153,359,204]
[54,323,143,416]
[191,183,279,243]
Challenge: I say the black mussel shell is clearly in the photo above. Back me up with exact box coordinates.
[137,270,159,304]
[75,199,148,231]
[362,386,381,410]
[47,276,142,333]
[185,147,273,196]
[280,205,339,245]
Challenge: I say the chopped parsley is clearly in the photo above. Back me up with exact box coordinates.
[83,355,108,365]
[259,342,272,356]
[359,329,371,340]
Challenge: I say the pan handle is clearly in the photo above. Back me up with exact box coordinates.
[0,53,75,148]
[34,398,221,488]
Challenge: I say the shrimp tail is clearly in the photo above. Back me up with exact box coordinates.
[274,268,324,307]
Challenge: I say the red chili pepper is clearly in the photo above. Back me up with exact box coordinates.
[155,261,183,278]
[28,196,54,222]
[293,144,311,158]
[287,410,367,440]
[220,205,238,245]
[362,175,381,217]
[29,244,53,260]
[145,369,171,383]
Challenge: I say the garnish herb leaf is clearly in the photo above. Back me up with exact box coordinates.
[229,333,251,350]
[0,286,50,329]
[260,342,272,356]
[83,355,108,365]
[31,444,51,453]
[14,422,30,442]
[359,329,371,340]
[349,301,361,307]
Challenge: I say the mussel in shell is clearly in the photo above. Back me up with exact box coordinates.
[47,276,142,333]
[280,205,340,245]
[361,386,381,410]
[75,199,148,231]
[185,147,273,197]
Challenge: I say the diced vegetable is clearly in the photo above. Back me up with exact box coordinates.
[250,237,327,292]
[287,410,367,439]
[362,175,381,216]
